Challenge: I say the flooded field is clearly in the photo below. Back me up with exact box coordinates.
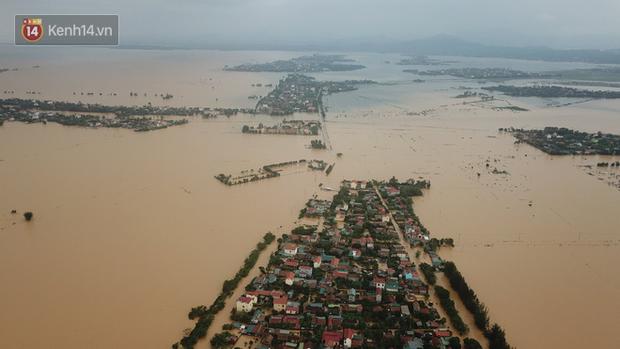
[1,47,619,349]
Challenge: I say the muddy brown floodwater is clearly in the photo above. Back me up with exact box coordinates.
[1,48,619,349]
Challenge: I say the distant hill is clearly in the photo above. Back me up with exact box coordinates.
[118,35,620,65]
[392,35,620,64]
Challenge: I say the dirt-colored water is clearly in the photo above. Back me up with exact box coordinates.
[1,47,619,349]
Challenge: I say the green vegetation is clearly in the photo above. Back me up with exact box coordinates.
[23,212,33,221]
[484,85,620,99]
[494,106,528,112]
[419,263,436,285]
[310,139,327,149]
[443,261,512,349]
[443,262,489,331]
[449,337,462,349]
[552,67,620,82]
[487,324,511,349]
[396,55,450,66]
[503,127,620,155]
[434,285,469,335]
[387,176,431,197]
[173,232,275,349]
[463,338,483,349]
[0,98,250,132]
[210,331,235,348]
[426,238,455,251]
[405,68,549,80]
[225,54,365,73]
[256,74,374,115]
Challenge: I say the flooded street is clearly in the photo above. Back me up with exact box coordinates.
[1,47,619,349]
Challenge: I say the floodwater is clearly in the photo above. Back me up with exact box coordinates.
[1,46,619,349]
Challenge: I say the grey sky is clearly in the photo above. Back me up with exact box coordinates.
[2,0,620,49]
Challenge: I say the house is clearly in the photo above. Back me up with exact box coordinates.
[298,265,313,278]
[349,248,361,258]
[304,302,323,314]
[362,236,374,249]
[313,255,322,268]
[327,315,343,329]
[312,316,326,326]
[283,243,298,256]
[401,305,411,316]
[373,276,386,289]
[273,295,288,312]
[285,301,300,315]
[236,295,257,313]
[348,288,356,302]
[343,328,363,348]
[386,186,400,196]
[322,331,343,348]
[283,315,301,329]
[335,211,346,222]
[349,180,367,190]
[403,268,416,281]
[330,257,340,268]
[385,277,399,292]
[405,338,424,349]
[283,271,295,286]
[434,329,452,337]
[284,258,299,268]
[333,269,348,279]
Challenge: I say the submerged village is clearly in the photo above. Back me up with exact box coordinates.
[4,53,620,349]
[173,179,511,349]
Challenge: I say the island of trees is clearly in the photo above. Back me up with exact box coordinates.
[242,120,321,136]
[310,139,327,149]
[0,98,256,132]
[483,85,620,99]
[225,54,365,73]
[502,127,620,155]
[396,56,451,66]
[405,67,551,80]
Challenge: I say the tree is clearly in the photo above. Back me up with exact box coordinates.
[420,263,436,285]
[449,337,462,349]
[487,323,511,349]
[210,331,233,348]
[24,212,33,221]
[463,338,483,349]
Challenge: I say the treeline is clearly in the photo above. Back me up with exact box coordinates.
[172,232,276,349]
[387,176,431,197]
[419,263,436,285]
[310,139,327,149]
[443,261,512,349]
[434,285,468,335]
[426,238,455,251]
[463,338,483,349]
[0,97,250,117]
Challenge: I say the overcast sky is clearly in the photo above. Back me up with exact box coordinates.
[3,0,620,49]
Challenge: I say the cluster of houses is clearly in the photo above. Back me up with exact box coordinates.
[226,180,455,349]
[255,74,366,116]
[242,120,321,136]
[303,199,331,218]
